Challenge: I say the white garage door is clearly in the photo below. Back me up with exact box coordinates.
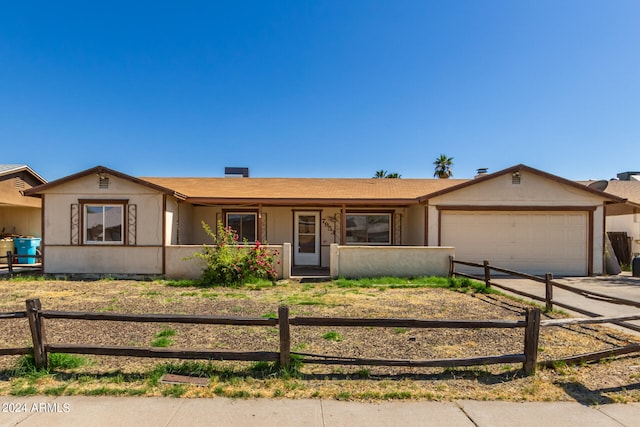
[442,211,588,276]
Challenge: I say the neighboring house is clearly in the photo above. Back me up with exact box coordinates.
[586,174,640,261]
[24,164,629,278]
[0,164,47,238]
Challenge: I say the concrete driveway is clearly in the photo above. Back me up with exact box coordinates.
[491,273,640,337]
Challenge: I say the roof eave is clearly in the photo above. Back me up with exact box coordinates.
[185,197,420,206]
[418,164,627,203]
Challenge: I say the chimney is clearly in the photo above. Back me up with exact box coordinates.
[224,167,249,178]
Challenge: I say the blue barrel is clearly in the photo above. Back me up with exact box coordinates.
[14,238,41,264]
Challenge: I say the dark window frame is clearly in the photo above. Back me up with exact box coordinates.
[79,199,128,246]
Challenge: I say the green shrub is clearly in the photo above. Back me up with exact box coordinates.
[193,221,279,286]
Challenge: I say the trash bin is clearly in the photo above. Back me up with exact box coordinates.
[14,238,41,264]
[0,239,13,260]
[633,255,640,278]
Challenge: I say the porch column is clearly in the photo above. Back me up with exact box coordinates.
[258,203,263,242]
[341,204,347,245]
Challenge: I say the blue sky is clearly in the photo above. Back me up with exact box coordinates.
[2,1,639,181]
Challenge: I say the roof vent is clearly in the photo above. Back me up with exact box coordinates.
[512,171,521,185]
[475,168,488,178]
[225,167,249,178]
[98,174,110,189]
[14,177,25,189]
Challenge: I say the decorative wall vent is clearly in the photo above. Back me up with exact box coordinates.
[98,175,110,189]
[14,177,25,189]
[512,172,521,185]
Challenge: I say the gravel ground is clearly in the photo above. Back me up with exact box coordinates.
[0,278,639,402]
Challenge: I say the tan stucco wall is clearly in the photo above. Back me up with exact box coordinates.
[329,244,454,278]
[426,170,609,275]
[405,204,425,245]
[0,172,42,208]
[43,246,162,274]
[0,206,41,237]
[41,174,166,246]
[37,173,175,275]
[165,243,291,280]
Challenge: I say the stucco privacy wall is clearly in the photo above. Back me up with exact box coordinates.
[44,246,162,274]
[426,170,608,275]
[39,174,168,274]
[329,244,454,278]
[165,243,291,280]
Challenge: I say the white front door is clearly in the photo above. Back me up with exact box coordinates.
[294,211,320,266]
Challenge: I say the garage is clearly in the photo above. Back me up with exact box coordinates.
[441,210,589,276]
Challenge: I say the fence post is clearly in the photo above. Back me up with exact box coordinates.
[483,260,491,288]
[448,255,454,277]
[26,298,48,369]
[523,308,541,375]
[545,273,554,312]
[278,305,291,368]
[7,251,13,276]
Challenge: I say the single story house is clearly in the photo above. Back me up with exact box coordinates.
[0,164,46,239]
[24,164,629,278]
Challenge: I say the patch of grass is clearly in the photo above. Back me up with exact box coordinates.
[180,291,198,297]
[355,368,371,379]
[11,384,38,396]
[161,279,202,287]
[140,290,161,297]
[383,391,412,399]
[224,292,248,299]
[162,384,187,397]
[9,274,47,282]
[44,385,68,395]
[336,391,351,400]
[151,328,177,347]
[322,331,343,342]
[331,276,494,294]
[393,328,408,334]
[200,291,219,300]
[14,353,88,378]
[261,311,277,318]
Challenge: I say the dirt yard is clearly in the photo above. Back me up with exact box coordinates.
[0,278,639,403]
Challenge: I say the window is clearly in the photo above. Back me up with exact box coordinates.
[346,213,391,245]
[84,205,124,244]
[226,212,257,243]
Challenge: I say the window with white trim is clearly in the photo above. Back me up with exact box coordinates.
[84,205,124,244]
[345,213,391,245]
[226,212,257,243]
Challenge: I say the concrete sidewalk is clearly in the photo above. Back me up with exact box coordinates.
[1,396,640,427]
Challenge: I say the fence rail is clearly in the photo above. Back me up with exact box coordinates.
[449,256,640,334]
[1,251,42,276]
[5,298,543,375]
[3,294,639,376]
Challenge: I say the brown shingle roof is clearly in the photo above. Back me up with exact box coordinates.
[141,177,467,204]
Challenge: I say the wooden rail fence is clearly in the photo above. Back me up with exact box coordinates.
[3,296,640,377]
[3,299,543,375]
[450,256,640,335]
[1,251,43,276]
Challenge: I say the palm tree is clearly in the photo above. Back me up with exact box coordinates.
[433,154,454,178]
[373,170,401,178]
